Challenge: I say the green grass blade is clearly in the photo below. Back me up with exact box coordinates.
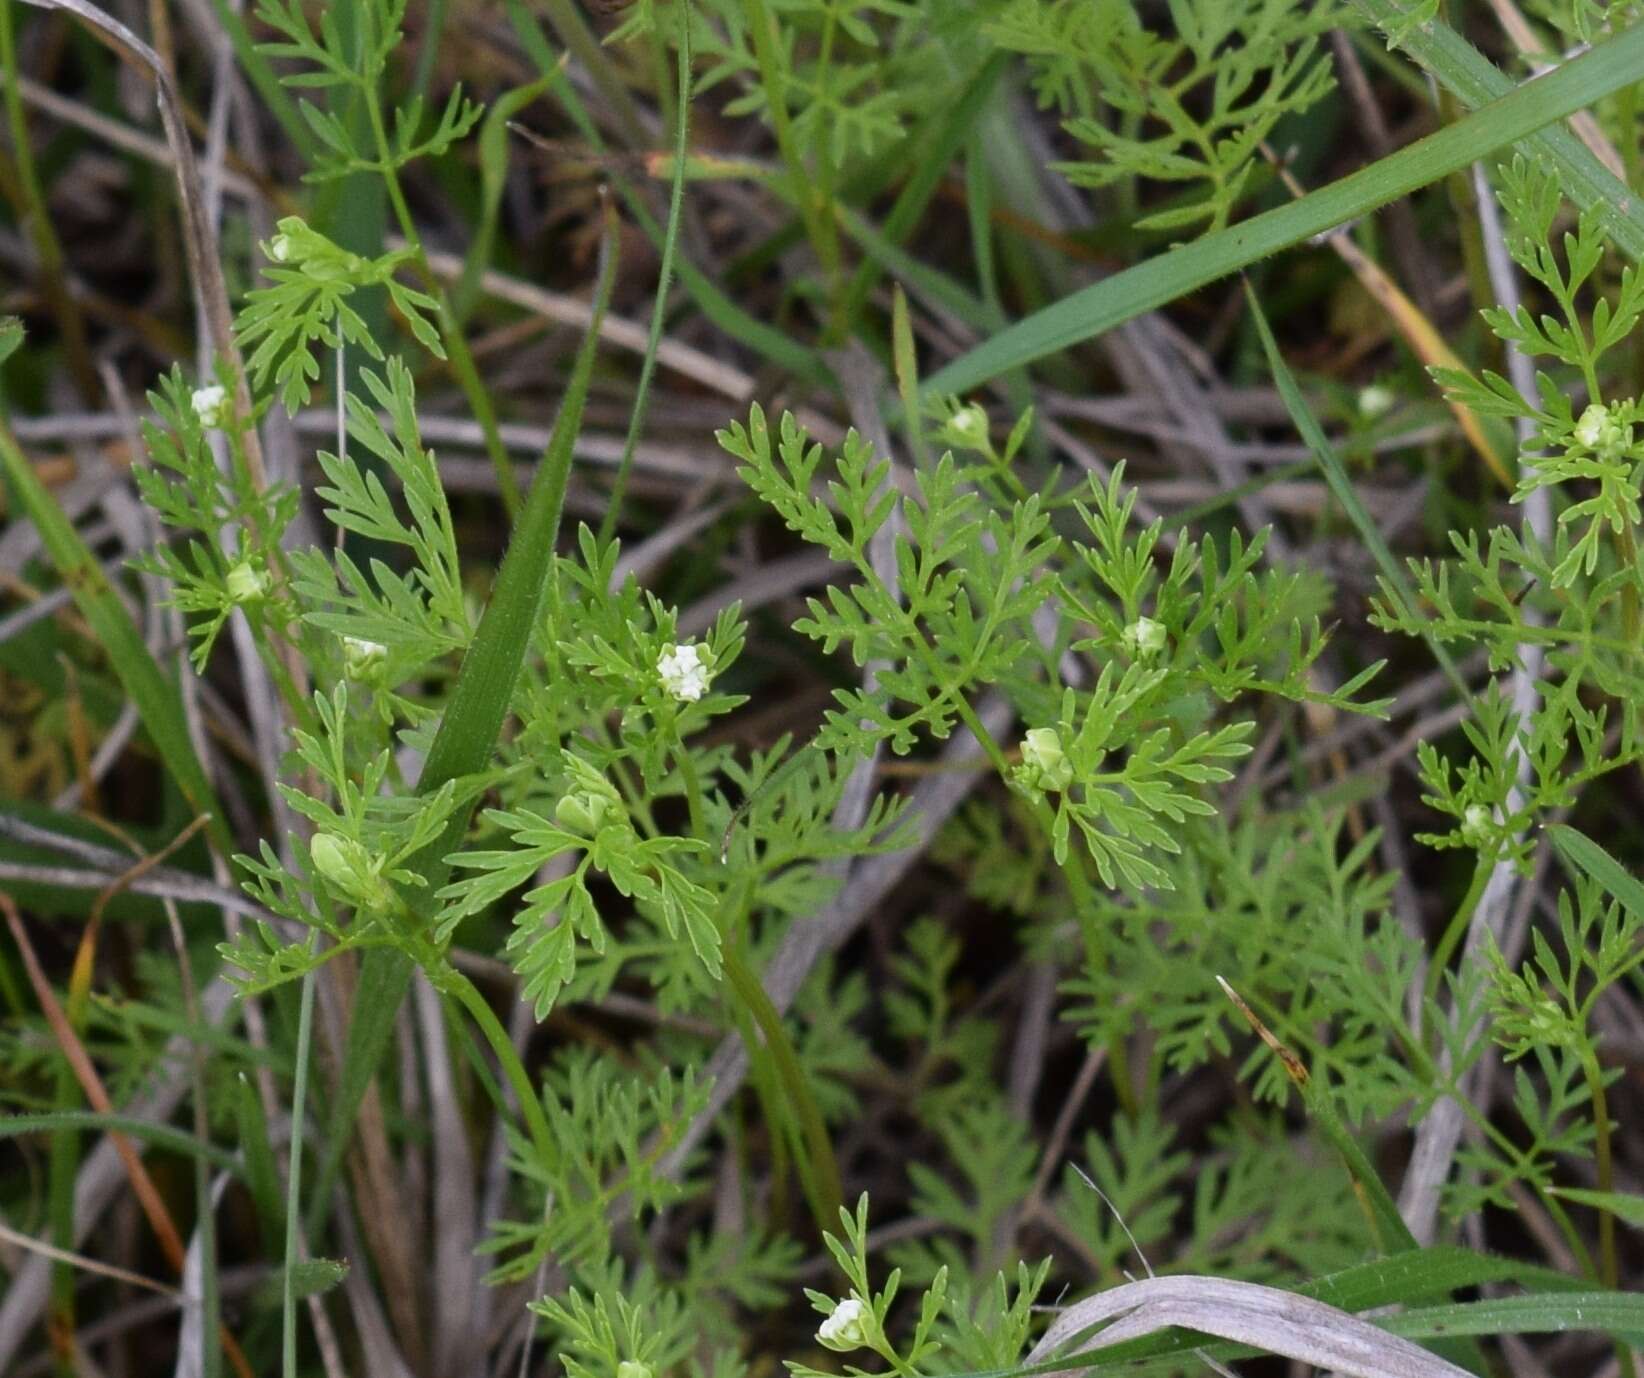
[1548,823,1644,921]
[0,419,230,857]
[454,73,556,324]
[923,21,1644,398]
[1352,0,1644,260]
[0,1111,238,1169]
[1245,282,1476,711]
[599,0,693,544]
[311,212,623,1240]
[502,0,832,388]
[836,51,1009,329]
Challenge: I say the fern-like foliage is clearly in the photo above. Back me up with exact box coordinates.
[988,0,1342,232]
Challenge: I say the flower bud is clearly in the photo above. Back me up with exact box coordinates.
[1121,616,1167,659]
[616,1362,652,1378]
[268,233,293,264]
[1574,402,1630,457]
[555,789,614,834]
[225,561,269,604]
[1357,384,1395,419]
[1020,727,1073,792]
[945,403,991,451]
[309,832,387,908]
[1460,803,1492,847]
[342,635,387,679]
[817,1296,869,1350]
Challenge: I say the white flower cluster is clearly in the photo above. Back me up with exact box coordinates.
[191,384,228,430]
[657,642,712,702]
[817,1296,868,1350]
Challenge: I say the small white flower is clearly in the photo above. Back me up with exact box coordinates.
[1020,726,1072,792]
[268,232,293,264]
[1121,616,1167,659]
[817,1297,869,1350]
[225,561,269,604]
[657,642,712,703]
[342,635,386,678]
[191,384,228,429]
[1357,384,1395,419]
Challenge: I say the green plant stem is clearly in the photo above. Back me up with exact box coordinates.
[282,947,317,1378]
[947,694,1137,1116]
[1423,853,1492,1017]
[362,90,522,515]
[719,938,844,1231]
[439,958,558,1170]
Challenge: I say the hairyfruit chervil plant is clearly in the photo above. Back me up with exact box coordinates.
[7,0,1644,1376]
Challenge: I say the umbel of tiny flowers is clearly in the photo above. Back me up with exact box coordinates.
[225,561,270,604]
[657,642,712,703]
[1574,401,1631,458]
[191,384,228,430]
[1020,727,1073,792]
[1121,615,1167,659]
[817,1296,869,1351]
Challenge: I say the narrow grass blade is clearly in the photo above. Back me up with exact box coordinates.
[1215,977,1488,1372]
[837,51,1009,329]
[454,73,556,323]
[312,205,623,1238]
[0,1111,238,1168]
[1351,0,1644,261]
[1245,283,1476,711]
[923,22,1644,398]
[1548,823,1644,921]
[599,0,692,543]
[0,420,230,857]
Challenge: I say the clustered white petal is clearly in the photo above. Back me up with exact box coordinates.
[191,384,228,429]
[817,1297,869,1350]
[657,642,712,703]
